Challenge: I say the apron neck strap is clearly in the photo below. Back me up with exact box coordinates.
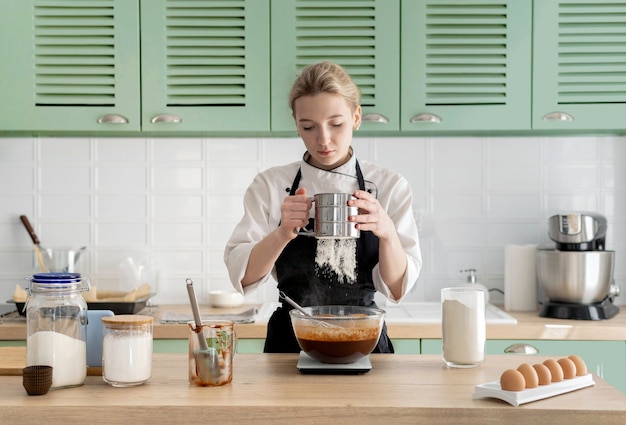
[290,159,365,196]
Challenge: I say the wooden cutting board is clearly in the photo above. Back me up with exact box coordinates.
[0,346,26,375]
[0,346,101,376]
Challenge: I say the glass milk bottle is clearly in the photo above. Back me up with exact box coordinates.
[441,287,486,368]
[26,272,89,388]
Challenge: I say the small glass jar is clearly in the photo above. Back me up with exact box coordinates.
[102,315,154,387]
[26,272,90,389]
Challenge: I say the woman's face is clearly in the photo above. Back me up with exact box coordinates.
[293,92,361,170]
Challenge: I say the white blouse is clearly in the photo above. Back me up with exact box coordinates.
[224,153,422,303]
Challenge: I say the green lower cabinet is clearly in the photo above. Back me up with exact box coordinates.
[391,339,421,354]
[153,339,187,354]
[153,338,266,354]
[0,341,25,347]
[422,339,626,394]
[154,338,419,354]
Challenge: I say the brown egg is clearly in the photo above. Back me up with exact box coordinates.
[500,369,526,391]
[557,358,577,379]
[533,363,552,385]
[543,358,564,382]
[568,355,587,376]
[517,363,539,388]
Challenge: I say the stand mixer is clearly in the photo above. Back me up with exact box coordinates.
[536,213,620,320]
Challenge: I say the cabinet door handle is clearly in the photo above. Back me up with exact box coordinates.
[150,113,182,123]
[542,111,574,121]
[97,114,129,124]
[362,113,389,124]
[410,113,442,124]
[504,343,539,354]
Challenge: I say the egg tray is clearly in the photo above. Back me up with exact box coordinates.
[472,373,594,406]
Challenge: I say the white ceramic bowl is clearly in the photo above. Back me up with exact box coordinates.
[208,290,244,308]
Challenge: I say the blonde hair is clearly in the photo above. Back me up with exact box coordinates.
[288,61,361,115]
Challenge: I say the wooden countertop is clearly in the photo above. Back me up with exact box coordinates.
[1,353,625,425]
[2,304,625,341]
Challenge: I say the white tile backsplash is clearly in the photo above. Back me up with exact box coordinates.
[0,136,624,308]
[0,166,34,192]
[152,167,204,191]
[152,195,203,218]
[97,166,147,192]
[488,166,540,192]
[98,195,148,219]
[152,138,203,162]
[95,138,147,162]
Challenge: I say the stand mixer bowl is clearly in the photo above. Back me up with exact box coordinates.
[536,250,615,304]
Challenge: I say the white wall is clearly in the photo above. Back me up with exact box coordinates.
[0,135,624,307]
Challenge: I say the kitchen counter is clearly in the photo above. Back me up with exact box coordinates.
[1,353,625,425]
[1,303,625,341]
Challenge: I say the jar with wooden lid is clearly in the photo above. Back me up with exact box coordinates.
[102,315,154,387]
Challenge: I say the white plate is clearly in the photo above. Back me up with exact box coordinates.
[472,374,595,406]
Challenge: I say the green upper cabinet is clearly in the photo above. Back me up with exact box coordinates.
[140,0,270,132]
[0,0,269,133]
[401,0,532,132]
[3,0,626,135]
[532,0,626,131]
[270,0,400,133]
[0,0,141,132]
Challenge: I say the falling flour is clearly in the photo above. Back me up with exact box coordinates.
[315,238,357,284]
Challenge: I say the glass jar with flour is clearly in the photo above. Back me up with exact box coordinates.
[102,315,154,387]
[26,272,90,388]
[441,287,486,368]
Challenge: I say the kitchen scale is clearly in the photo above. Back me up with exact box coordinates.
[296,351,372,374]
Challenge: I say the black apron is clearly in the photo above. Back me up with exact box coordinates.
[264,160,394,353]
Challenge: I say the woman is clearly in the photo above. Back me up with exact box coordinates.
[224,61,421,353]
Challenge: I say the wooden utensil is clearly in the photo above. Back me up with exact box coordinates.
[19,215,47,272]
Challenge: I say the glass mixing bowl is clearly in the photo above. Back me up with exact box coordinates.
[289,305,385,364]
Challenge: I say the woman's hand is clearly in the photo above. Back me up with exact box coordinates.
[349,190,407,298]
[278,187,312,241]
[348,190,396,240]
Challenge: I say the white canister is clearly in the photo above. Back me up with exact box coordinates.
[441,287,486,368]
[102,315,153,387]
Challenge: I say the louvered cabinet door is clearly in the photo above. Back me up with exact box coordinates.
[0,0,141,132]
[140,0,270,132]
[401,0,532,132]
[532,0,626,131]
[270,0,400,133]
